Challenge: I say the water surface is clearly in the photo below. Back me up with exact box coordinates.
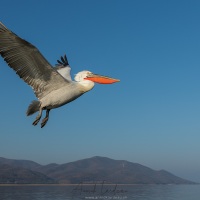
[0,184,199,200]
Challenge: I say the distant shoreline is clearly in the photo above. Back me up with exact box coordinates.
[0,183,198,186]
[0,184,143,186]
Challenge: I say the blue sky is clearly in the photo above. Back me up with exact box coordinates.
[0,0,200,182]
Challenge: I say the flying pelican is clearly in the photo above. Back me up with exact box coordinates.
[0,22,120,128]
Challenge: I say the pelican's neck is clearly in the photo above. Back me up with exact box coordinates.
[77,80,95,93]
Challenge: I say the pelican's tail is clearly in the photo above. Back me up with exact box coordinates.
[26,100,40,116]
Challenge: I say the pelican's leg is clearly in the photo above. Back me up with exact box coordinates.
[41,109,50,128]
[32,107,43,126]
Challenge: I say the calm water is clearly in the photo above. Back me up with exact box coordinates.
[0,184,200,200]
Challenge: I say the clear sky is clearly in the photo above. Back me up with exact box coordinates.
[0,0,200,182]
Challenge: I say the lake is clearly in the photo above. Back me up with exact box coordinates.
[0,184,200,200]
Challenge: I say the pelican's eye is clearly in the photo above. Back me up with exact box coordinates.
[87,72,92,77]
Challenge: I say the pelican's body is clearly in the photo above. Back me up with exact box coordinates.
[39,77,94,110]
[0,22,119,127]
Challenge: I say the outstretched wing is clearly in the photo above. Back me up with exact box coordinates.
[0,22,69,100]
[55,54,72,81]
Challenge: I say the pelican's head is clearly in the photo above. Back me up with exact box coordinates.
[74,71,92,82]
[74,70,120,93]
[74,70,120,84]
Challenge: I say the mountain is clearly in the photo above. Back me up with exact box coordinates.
[37,156,195,184]
[0,164,56,184]
[0,157,41,170]
[0,156,196,184]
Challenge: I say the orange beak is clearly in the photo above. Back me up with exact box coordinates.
[84,73,120,84]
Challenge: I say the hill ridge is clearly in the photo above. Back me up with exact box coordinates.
[0,156,196,184]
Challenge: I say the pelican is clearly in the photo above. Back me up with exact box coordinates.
[0,22,120,128]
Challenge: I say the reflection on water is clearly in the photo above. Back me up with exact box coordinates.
[0,184,200,200]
